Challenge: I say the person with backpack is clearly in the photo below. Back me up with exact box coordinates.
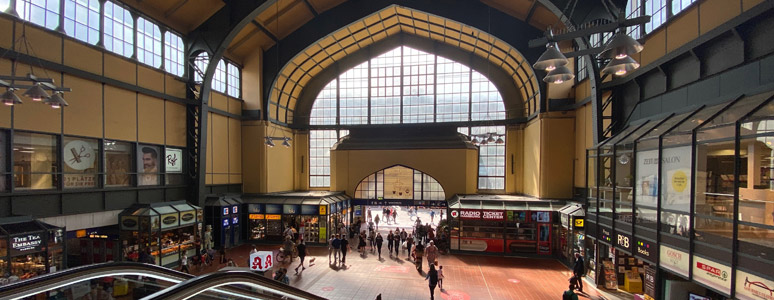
[563,284,579,300]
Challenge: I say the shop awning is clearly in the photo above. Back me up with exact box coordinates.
[119,201,201,217]
[0,216,64,235]
[448,194,565,210]
[558,204,585,217]
[205,194,242,207]
[242,191,350,205]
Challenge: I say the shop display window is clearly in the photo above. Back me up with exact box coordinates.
[249,215,267,240]
[13,132,58,190]
[63,137,100,189]
[0,238,6,276]
[0,130,7,192]
[737,98,774,262]
[138,144,160,186]
[105,140,132,187]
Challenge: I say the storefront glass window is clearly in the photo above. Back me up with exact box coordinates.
[0,130,7,192]
[615,122,660,231]
[0,238,6,275]
[138,145,160,186]
[62,137,100,189]
[737,98,774,262]
[13,132,58,190]
[105,140,132,187]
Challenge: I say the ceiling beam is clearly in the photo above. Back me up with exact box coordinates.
[524,1,538,24]
[252,20,279,42]
[164,0,189,18]
[528,15,650,48]
[301,0,319,17]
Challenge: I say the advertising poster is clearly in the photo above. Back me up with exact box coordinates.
[138,145,160,186]
[661,146,691,211]
[659,245,689,277]
[693,255,731,296]
[63,139,98,188]
[635,149,659,206]
[165,148,183,173]
[736,269,774,300]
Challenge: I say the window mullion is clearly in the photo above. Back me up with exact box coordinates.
[97,0,104,48]
[130,11,138,60]
[55,0,65,33]
[367,57,371,124]
[160,27,166,71]
[433,53,437,123]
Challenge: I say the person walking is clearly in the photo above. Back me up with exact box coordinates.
[374,214,380,231]
[563,284,580,300]
[406,235,414,260]
[414,242,425,271]
[572,252,585,293]
[428,226,435,243]
[328,235,335,261]
[400,229,408,249]
[331,234,341,263]
[387,231,394,257]
[180,253,190,274]
[438,265,445,290]
[425,241,439,267]
[367,208,372,223]
[340,234,350,264]
[425,264,439,300]
[430,210,435,223]
[393,209,398,224]
[295,240,309,274]
[358,230,367,255]
[375,232,384,259]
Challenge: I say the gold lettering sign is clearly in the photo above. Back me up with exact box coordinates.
[266,214,281,220]
[249,214,265,220]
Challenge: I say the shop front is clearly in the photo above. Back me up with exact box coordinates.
[243,192,347,244]
[558,203,585,266]
[0,217,65,285]
[204,195,242,249]
[447,195,562,255]
[119,201,202,267]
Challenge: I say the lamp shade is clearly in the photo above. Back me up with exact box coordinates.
[495,136,505,144]
[282,137,291,148]
[265,137,275,147]
[486,134,495,143]
[45,92,69,108]
[598,32,643,60]
[543,65,575,84]
[601,56,640,76]
[23,83,50,101]
[533,44,569,72]
[471,137,479,144]
[1,89,22,106]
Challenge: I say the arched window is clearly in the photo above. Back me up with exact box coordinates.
[354,166,445,201]
[309,46,506,125]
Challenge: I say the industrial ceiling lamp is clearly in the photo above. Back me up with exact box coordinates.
[1,89,23,106]
[533,42,568,72]
[282,137,292,148]
[471,136,480,145]
[543,65,575,84]
[45,92,69,108]
[486,134,496,143]
[265,137,275,148]
[495,136,505,144]
[601,56,640,76]
[598,29,644,60]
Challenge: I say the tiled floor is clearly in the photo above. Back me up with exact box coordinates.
[191,243,615,300]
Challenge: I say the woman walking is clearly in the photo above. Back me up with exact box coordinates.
[425,264,439,300]
[358,230,367,255]
[375,232,384,259]
[294,240,309,274]
[368,229,376,252]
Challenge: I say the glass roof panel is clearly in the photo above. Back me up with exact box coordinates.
[481,201,504,210]
[599,124,646,149]
[460,200,481,209]
[151,206,177,215]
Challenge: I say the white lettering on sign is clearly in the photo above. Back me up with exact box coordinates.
[617,234,630,248]
[12,234,43,252]
[693,256,731,295]
[482,211,504,220]
[459,210,481,219]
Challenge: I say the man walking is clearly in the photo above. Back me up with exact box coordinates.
[331,234,341,263]
[340,234,350,264]
[387,230,395,257]
[572,252,585,293]
[400,229,408,252]
[393,232,401,257]
[375,232,384,259]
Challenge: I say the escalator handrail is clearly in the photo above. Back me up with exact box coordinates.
[0,262,194,300]
[142,270,328,300]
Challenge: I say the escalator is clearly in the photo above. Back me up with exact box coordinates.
[0,262,326,300]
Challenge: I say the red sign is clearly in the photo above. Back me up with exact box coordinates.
[249,251,273,271]
[697,262,721,276]
[482,210,504,221]
[450,210,459,218]
[459,210,481,219]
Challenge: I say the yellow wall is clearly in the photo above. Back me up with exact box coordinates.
[205,110,242,185]
[539,112,576,198]
[505,125,524,194]
[523,118,541,197]
[241,121,294,193]
[574,103,594,187]
[330,148,479,199]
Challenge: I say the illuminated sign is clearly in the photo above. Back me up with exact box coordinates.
[693,256,731,295]
[233,217,239,224]
[249,214,265,220]
[659,245,689,277]
[11,234,43,254]
[459,210,481,219]
[636,239,653,260]
[223,207,229,216]
[482,210,504,221]
[450,210,459,218]
[574,219,584,228]
[319,206,327,215]
[600,227,612,243]
[232,206,239,214]
[736,269,774,300]
[223,219,230,227]
[266,214,281,220]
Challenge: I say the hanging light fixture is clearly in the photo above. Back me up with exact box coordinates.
[486,134,496,143]
[533,42,569,72]
[22,82,50,102]
[601,56,640,76]
[282,137,292,148]
[45,92,69,108]
[495,136,505,144]
[598,30,644,60]
[265,137,275,147]
[1,89,23,106]
[471,136,480,145]
[543,65,575,84]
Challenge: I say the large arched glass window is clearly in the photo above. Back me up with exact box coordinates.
[354,166,445,201]
[309,46,506,125]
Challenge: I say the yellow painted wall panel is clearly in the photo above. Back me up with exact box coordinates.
[523,119,541,197]
[13,99,62,133]
[228,98,242,115]
[137,66,165,94]
[0,18,12,50]
[744,0,764,11]
[165,75,186,99]
[641,30,666,67]
[294,131,309,190]
[540,116,575,199]
[229,117,242,174]
[63,40,102,75]
[165,101,187,147]
[213,174,229,184]
[137,94,165,144]
[700,0,741,35]
[241,124,263,193]
[104,86,136,141]
[212,114,229,174]
[266,125,295,192]
[242,51,262,111]
[229,174,242,184]
[17,25,61,64]
[104,54,136,85]
[210,92,227,112]
[666,8,699,53]
[206,174,213,185]
[206,112,214,174]
[575,105,587,187]
[63,75,102,138]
